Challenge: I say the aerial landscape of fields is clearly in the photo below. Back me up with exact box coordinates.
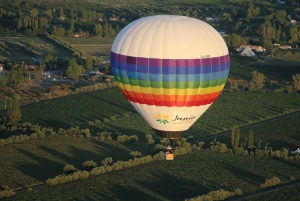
[0,0,300,200]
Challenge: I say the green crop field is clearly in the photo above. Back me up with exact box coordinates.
[0,87,136,129]
[243,182,300,201]
[4,150,300,201]
[1,88,300,140]
[0,37,73,62]
[217,113,300,150]
[61,37,114,57]
[84,91,300,139]
[62,37,115,45]
[0,135,142,190]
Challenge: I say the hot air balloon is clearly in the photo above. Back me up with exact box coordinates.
[110,15,230,158]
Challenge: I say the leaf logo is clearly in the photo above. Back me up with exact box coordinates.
[155,113,169,124]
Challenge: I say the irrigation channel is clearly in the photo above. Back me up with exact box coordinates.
[10,109,300,200]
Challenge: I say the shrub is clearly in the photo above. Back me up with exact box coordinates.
[0,189,16,199]
[63,164,76,174]
[94,119,101,126]
[0,139,5,147]
[260,176,280,188]
[83,160,97,170]
[130,151,142,157]
[101,157,113,165]
[234,188,243,195]
[154,144,165,151]
[88,121,94,126]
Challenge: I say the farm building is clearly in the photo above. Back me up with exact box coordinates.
[240,46,256,57]
[237,45,265,52]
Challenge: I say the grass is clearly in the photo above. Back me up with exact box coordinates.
[4,150,300,201]
[0,87,136,129]
[0,135,137,190]
[242,182,300,201]
[62,37,115,45]
[217,113,300,150]
[1,88,300,141]
[62,37,114,57]
[93,91,300,140]
[0,37,73,62]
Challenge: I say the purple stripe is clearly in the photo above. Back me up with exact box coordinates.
[111,60,229,74]
[111,52,229,68]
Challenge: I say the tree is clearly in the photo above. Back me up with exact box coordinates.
[248,131,254,148]
[231,125,240,147]
[249,71,266,91]
[105,62,111,75]
[66,58,81,80]
[234,127,241,147]
[292,74,300,92]
[30,9,38,18]
[94,24,103,37]
[7,94,21,125]
[85,56,93,72]
[69,20,75,31]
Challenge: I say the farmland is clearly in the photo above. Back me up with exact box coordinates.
[0,37,73,62]
[1,0,300,200]
[3,148,300,201]
[62,37,114,58]
[1,81,300,200]
[1,88,298,138]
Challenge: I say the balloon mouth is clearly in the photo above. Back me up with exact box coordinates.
[152,128,186,146]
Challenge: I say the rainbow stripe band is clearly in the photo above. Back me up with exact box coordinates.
[120,88,221,107]
[111,52,230,107]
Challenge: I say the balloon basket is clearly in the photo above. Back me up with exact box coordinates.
[165,153,174,160]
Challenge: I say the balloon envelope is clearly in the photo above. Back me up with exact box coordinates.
[110,15,230,143]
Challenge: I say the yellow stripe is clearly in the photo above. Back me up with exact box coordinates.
[116,82,225,95]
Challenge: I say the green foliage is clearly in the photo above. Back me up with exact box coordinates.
[83,160,97,169]
[185,189,235,201]
[101,157,113,166]
[231,125,240,147]
[7,95,21,126]
[154,144,165,151]
[292,74,300,92]
[63,164,76,174]
[45,171,90,185]
[145,134,155,144]
[0,189,16,199]
[260,176,280,188]
[249,71,266,91]
[248,131,254,148]
[130,151,142,157]
[66,58,81,80]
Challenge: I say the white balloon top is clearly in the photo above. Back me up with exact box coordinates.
[111,15,228,59]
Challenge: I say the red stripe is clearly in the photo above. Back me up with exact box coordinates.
[119,89,221,107]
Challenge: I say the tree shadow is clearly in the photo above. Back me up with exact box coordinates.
[36,118,71,129]
[223,163,265,185]
[95,183,163,201]
[85,91,135,114]
[15,148,65,182]
[136,171,212,201]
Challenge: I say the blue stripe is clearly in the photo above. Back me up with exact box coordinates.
[114,69,229,82]
[111,60,230,74]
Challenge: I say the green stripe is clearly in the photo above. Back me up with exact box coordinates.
[114,76,227,89]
